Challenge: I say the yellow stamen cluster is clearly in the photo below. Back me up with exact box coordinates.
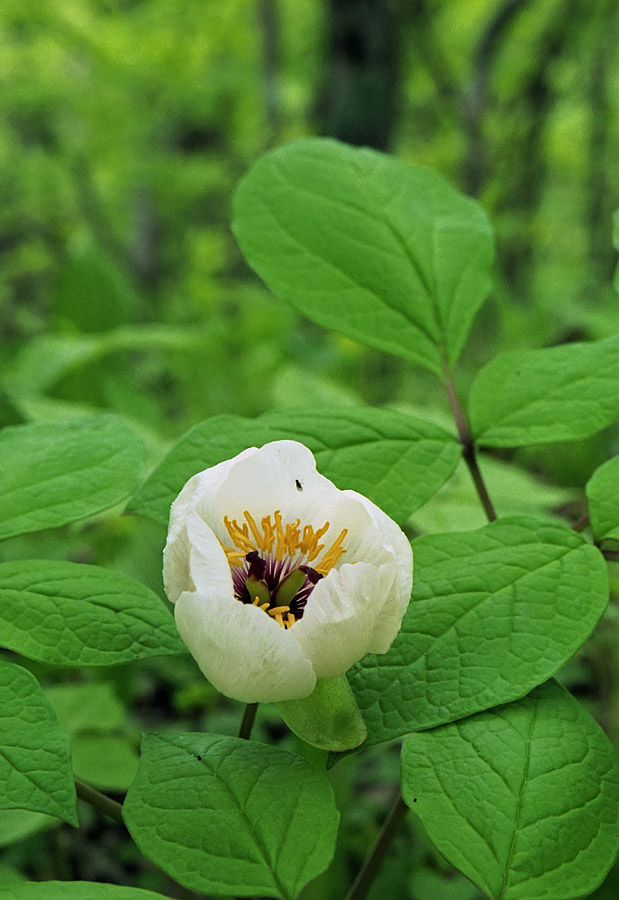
[223,510,348,576]
[250,597,296,629]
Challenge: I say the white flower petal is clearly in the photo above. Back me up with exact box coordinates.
[290,562,393,679]
[352,494,414,652]
[211,440,333,533]
[175,590,316,703]
[185,511,234,600]
[163,448,258,602]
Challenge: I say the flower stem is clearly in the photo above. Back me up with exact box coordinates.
[344,792,409,900]
[239,702,259,740]
[443,361,496,522]
[74,778,124,825]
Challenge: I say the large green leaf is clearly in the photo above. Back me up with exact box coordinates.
[0,660,77,826]
[348,517,608,748]
[0,884,170,900]
[45,683,138,791]
[586,455,619,545]
[469,335,619,447]
[0,415,145,540]
[232,138,493,376]
[123,733,339,899]
[0,560,184,666]
[45,683,125,734]
[129,407,461,526]
[401,681,619,900]
[0,810,57,848]
[7,326,201,395]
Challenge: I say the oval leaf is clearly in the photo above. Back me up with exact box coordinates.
[0,415,145,541]
[0,883,170,900]
[129,407,461,526]
[123,733,340,899]
[277,675,367,751]
[401,680,619,900]
[586,455,619,545]
[348,517,608,748]
[469,336,619,447]
[0,560,184,666]
[232,138,494,375]
[0,660,77,826]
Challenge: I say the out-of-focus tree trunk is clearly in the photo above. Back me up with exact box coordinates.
[315,0,400,150]
[257,0,282,148]
[463,0,530,197]
[496,0,581,299]
[585,0,618,289]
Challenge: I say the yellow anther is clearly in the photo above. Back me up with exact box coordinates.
[316,528,348,574]
[287,613,295,626]
[268,605,291,616]
[224,516,253,553]
[243,510,265,550]
[252,597,260,605]
[259,602,270,611]
[299,521,330,560]
[224,547,246,567]
[275,613,285,628]
[274,510,285,560]
[260,516,275,553]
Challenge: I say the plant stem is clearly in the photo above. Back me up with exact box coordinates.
[571,512,590,532]
[74,778,124,825]
[239,702,259,740]
[602,548,619,562]
[345,792,409,900]
[444,361,497,522]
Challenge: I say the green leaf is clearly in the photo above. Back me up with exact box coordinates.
[348,517,608,748]
[71,734,138,792]
[0,415,145,540]
[0,660,77,826]
[0,560,184,666]
[0,883,171,900]
[45,683,125,734]
[123,733,340,899]
[7,326,202,395]
[469,335,619,447]
[412,454,576,534]
[129,407,461,527]
[232,138,494,376]
[586,455,619,545]
[401,680,619,900]
[0,810,57,848]
[277,676,367,751]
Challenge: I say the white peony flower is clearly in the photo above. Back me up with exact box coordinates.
[163,440,413,704]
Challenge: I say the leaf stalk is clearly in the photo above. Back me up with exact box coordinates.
[74,778,124,825]
[344,792,409,900]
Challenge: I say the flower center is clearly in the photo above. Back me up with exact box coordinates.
[221,510,348,628]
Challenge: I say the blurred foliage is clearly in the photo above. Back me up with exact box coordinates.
[0,0,618,897]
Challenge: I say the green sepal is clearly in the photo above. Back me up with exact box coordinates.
[277,676,367,751]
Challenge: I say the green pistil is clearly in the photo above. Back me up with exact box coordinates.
[245,576,271,607]
[274,568,306,608]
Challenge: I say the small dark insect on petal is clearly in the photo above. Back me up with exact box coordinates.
[197,755,202,761]
[295,479,303,491]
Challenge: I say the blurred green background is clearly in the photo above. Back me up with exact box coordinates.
[0,1,618,897]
